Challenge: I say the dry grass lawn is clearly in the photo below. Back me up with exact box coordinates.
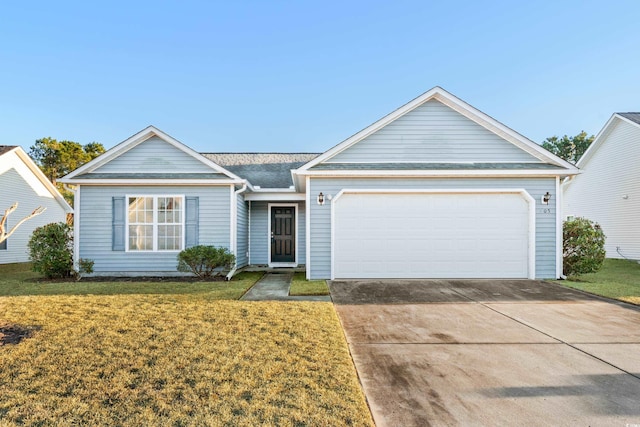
[0,264,373,426]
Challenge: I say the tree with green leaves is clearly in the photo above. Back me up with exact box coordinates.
[541,131,594,164]
[28,138,105,205]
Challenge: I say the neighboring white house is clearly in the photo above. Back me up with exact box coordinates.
[563,113,640,260]
[0,146,72,264]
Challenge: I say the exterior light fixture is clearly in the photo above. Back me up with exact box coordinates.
[317,192,325,205]
[542,192,551,205]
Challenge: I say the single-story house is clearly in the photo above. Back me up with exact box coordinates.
[60,87,578,279]
[563,112,640,260]
[0,146,72,264]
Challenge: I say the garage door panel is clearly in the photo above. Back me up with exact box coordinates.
[333,192,530,279]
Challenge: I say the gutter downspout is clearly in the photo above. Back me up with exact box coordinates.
[226,182,248,281]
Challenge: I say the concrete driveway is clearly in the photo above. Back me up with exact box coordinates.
[330,279,640,426]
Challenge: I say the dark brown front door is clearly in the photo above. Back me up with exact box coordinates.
[271,206,295,263]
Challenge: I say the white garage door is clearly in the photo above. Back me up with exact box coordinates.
[333,191,532,279]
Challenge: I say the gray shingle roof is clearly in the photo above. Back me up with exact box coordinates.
[0,145,17,156]
[202,153,319,188]
[619,113,640,125]
[310,162,565,170]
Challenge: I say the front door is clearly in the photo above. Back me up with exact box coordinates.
[271,206,295,263]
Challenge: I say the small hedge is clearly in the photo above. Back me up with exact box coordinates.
[177,245,236,279]
[563,217,606,277]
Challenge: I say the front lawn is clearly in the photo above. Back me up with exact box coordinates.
[0,262,261,299]
[558,258,640,305]
[289,272,329,296]
[0,264,373,426]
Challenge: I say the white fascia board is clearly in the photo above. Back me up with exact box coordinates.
[62,126,244,182]
[244,192,305,201]
[297,169,581,178]
[57,178,245,185]
[14,147,73,213]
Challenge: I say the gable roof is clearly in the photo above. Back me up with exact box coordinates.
[203,153,318,188]
[60,126,244,184]
[576,112,640,168]
[295,86,579,175]
[0,146,72,212]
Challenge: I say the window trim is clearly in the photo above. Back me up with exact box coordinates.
[0,238,6,251]
[125,195,185,252]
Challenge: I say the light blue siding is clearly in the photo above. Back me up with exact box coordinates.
[327,100,541,163]
[79,185,232,274]
[248,201,306,266]
[236,195,248,268]
[96,136,215,174]
[249,201,268,265]
[309,177,557,279]
[0,168,68,264]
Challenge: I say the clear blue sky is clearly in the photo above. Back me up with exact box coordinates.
[1,1,638,154]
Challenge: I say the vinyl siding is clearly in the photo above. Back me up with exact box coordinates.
[236,194,248,268]
[309,177,557,279]
[0,167,68,264]
[78,185,232,274]
[327,100,541,164]
[564,119,640,260]
[95,136,215,174]
[248,201,306,266]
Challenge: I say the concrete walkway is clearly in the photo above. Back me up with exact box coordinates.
[241,272,331,301]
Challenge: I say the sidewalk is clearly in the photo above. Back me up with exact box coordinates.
[241,272,331,301]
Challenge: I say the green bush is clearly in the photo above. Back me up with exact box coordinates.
[177,245,236,279]
[563,217,606,277]
[28,222,74,279]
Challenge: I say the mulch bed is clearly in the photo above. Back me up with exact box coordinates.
[0,323,40,346]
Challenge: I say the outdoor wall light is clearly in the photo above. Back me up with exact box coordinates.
[542,191,551,205]
[317,192,325,205]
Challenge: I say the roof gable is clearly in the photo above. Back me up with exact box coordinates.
[297,87,577,172]
[0,146,72,212]
[61,126,242,183]
[576,113,640,168]
[325,99,542,164]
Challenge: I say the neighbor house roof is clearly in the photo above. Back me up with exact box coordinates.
[0,145,18,156]
[618,113,640,125]
[203,153,319,188]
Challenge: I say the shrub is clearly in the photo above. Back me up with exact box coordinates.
[177,245,236,279]
[28,222,74,279]
[563,217,606,277]
[75,258,95,281]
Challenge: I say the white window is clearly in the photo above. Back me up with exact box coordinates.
[127,196,184,251]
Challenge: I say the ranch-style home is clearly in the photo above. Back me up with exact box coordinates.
[60,87,579,279]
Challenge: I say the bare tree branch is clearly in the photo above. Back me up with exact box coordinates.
[0,203,47,243]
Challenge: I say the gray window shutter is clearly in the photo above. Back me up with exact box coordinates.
[185,196,199,248]
[112,197,126,251]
